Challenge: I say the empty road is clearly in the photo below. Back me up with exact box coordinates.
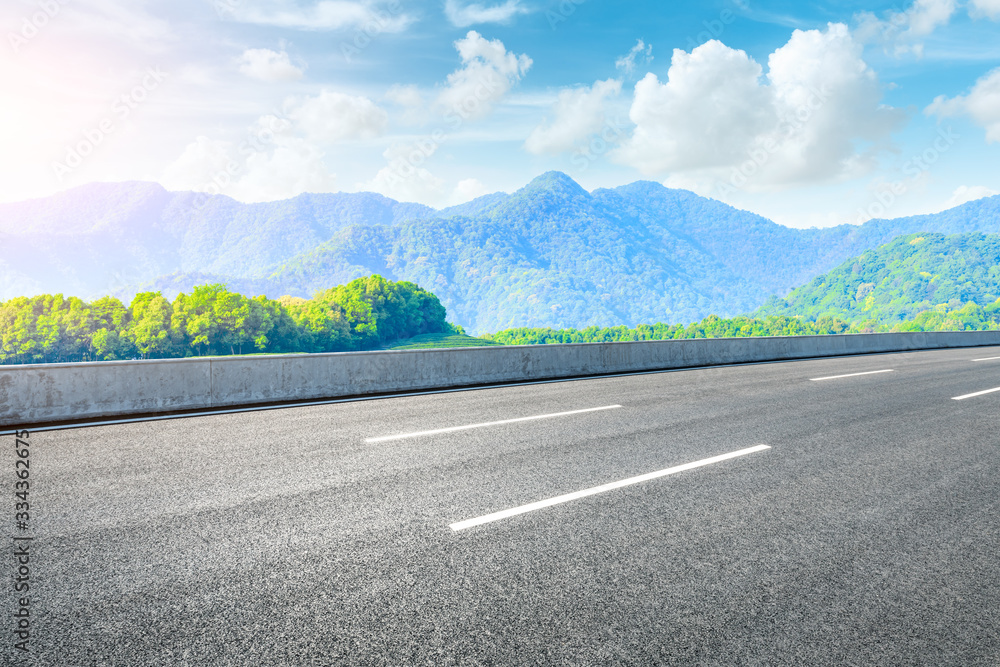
[6,345,1000,665]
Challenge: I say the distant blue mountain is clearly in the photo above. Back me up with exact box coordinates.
[1,172,998,332]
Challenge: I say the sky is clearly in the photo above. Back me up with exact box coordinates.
[1,0,999,228]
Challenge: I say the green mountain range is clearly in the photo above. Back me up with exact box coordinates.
[6,231,1000,366]
[2,172,999,333]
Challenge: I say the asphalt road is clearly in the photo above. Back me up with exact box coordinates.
[6,346,1000,665]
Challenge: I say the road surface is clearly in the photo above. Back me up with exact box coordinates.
[8,346,1000,665]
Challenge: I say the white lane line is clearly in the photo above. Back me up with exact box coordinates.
[952,386,1000,401]
[809,369,894,382]
[366,405,623,443]
[972,356,1000,362]
[449,444,771,532]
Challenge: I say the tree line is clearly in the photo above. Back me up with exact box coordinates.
[3,276,998,365]
[482,315,853,345]
[483,302,1000,346]
[0,276,452,364]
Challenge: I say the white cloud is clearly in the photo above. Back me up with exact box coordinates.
[384,84,426,124]
[613,24,904,190]
[364,165,445,204]
[969,0,1000,19]
[615,41,774,173]
[159,88,385,202]
[854,0,957,56]
[237,48,305,82]
[943,185,999,208]
[450,178,489,204]
[436,31,532,121]
[615,40,653,77]
[358,143,490,207]
[160,136,235,192]
[444,0,531,27]
[524,79,623,154]
[226,1,413,32]
[56,0,175,52]
[159,130,337,203]
[361,143,448,205]
[234,136,336,201]
[927,67,1000,142]
[385,84,422,108]
[287,90,388,141]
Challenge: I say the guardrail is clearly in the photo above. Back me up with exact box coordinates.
[2,330,999,427]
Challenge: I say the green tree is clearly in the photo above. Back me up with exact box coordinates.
[90,296,130,360]
[125,292,174,359]
[0,297,37,364]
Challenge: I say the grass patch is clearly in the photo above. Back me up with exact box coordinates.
[385,333,499,349]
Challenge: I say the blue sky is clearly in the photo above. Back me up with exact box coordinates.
[2,0,998,227]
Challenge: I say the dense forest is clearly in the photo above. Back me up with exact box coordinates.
[757,233,1000,326]
[0,276,452,364]
[483,315,852,345]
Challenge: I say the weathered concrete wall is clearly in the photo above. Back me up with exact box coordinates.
[2,331,999,426]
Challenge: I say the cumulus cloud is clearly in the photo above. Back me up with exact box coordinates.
[384,84,426,124]
[614,42,771,174]
[159,88,386,202]
[358,144,490,206]
[436,31,532,120]
[237,48,304,82]
[160,128,337,203]
[360,141,447,204]
[613,24,904,190]
[385,84,422,108]
[524,79,623,155]
[160,136,236,192]
[855,0,957,56]
[287,90,388,141]
[444,0,531,27]
[926,67,1000,142]
[226,0,413,32]
[451,178,489,204]
[944,185,999,208]
[615,40,653,77]
[969,0,1000,19]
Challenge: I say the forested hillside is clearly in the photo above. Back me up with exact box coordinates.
[6,265,998,365]
[260,176,1000,332]
[757,233,1000,327]
[0,276,451,364]
[3,172,999,332]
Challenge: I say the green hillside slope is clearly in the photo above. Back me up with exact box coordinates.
[757,233,1000,326]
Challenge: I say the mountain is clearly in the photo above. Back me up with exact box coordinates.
[0,182,435,298]
[756,232,1000,325]
[2,172,1000,332]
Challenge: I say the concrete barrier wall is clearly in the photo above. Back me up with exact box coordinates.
[2,330,1000,427]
